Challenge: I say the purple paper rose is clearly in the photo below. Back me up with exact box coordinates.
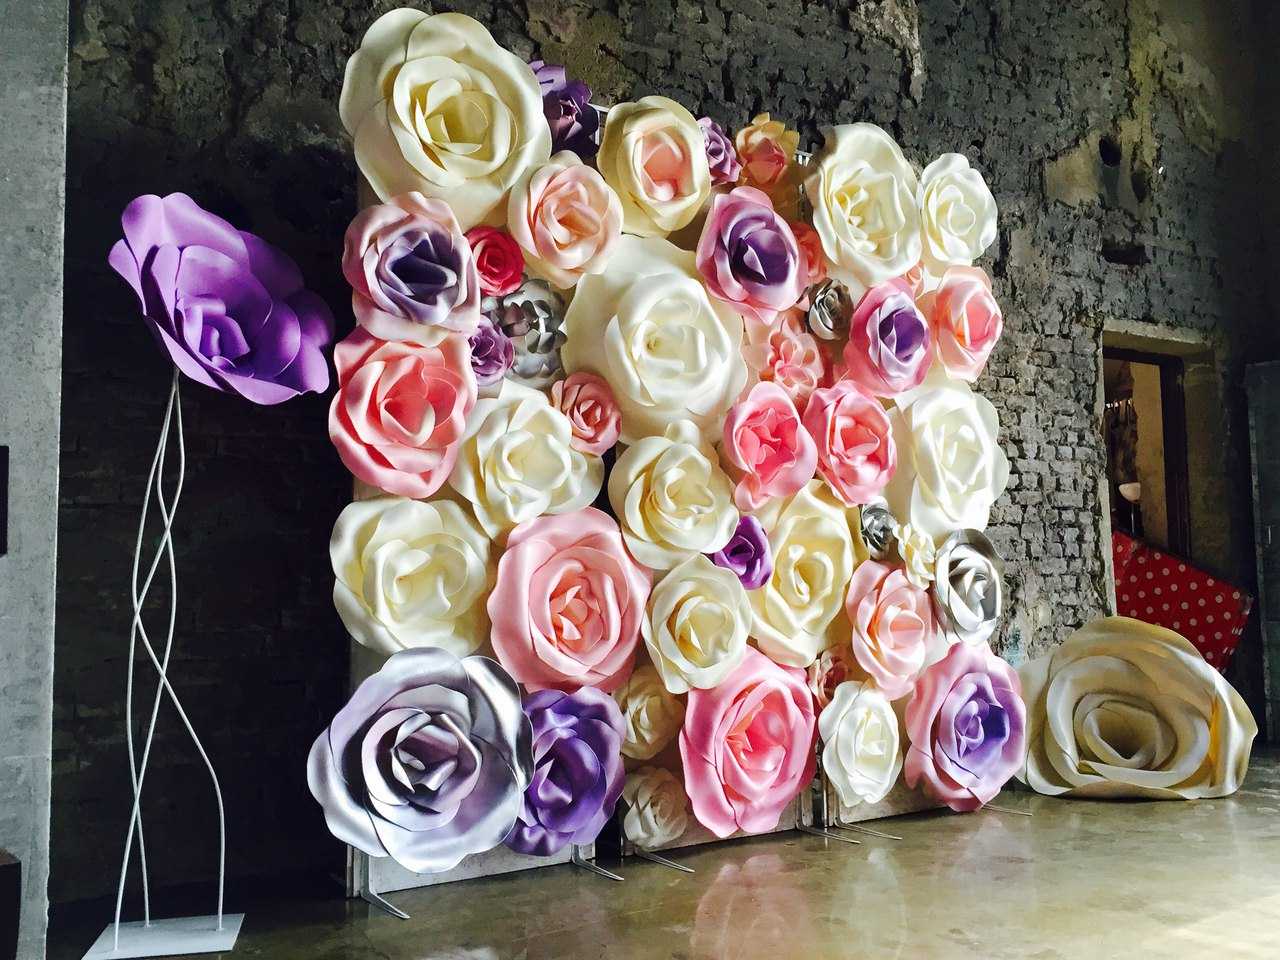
[108,192,333,404]
[698,117,742,185]
[842,282,934,398]
[529,60,599,159]
[505,687,625,856]
[708,515,774,590]
[468,317,515,390]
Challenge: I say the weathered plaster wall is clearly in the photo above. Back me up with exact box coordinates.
[55,0,1273,904]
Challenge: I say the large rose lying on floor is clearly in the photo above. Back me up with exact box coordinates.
[1018,617,1256,799]
[307,648,531,873]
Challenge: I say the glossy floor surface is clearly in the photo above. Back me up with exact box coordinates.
[52,753,1280,960]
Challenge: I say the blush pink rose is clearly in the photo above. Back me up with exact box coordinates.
[327,328,476,498]
[488,507,651,693]
[841,282,933,399]
[917,266,1003,381]
[791,222,828,288]
[806,644,860,712]
[897,260,926,297]
[802,381,897,506]
[465,225,525,297]
[696,186,803,326]
[551,372,622,456]
[722,382,816,510]
[744,308,829,407]
[679,647,816,838]
[845,560,935,700]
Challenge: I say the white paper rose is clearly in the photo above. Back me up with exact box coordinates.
[805,123,921,293]
[643,555,752,694]
[330,496,493,656]
[917,154,998,273]
[562,236,748,446]
[819,680,903,807]
[448,380,603,537]
[750,481,856,668]
[339,10,551,228]
[896,523,936,590]
[612,664,686,760]
[622,767,689,850]
[608,419,739,570]
[1019,617,1257,800]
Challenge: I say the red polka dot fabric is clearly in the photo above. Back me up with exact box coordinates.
[1112,532,1251,674]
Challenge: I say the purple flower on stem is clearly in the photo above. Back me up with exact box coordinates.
[708,515,774,590]
[529,59,599,159]
[698,117,742,185]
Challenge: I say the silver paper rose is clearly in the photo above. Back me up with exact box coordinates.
[307,648,532,874]
[858,499,899,562]
[931,529,1004,646]
[488,279,566,388]
[806,279,854,341]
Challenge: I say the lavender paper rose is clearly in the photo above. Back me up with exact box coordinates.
[708,515,774,590]
[696,185,803,326]
[468,317,515,390]
[108,192,333,404]
[699,117,742,185]
[530,60,599,159]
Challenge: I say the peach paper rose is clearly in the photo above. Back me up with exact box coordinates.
[488,507,650,693]
[807,644,860,712]
[735,113,801,216]
[916,266,1003,382]
[722,382,817,510]
[845,560,936,700]
[802,381,897,507]
[551,372,622,456]
[792,222,828,288]
[744,308,828,408]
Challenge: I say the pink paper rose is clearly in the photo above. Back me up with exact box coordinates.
[845,560,935,700]
[802,381,897,506]
[917,266,1003,381]
[897,261,926,297]
[745,308,828,407]
[792,222,828,288]
[696,186,803,326]
[551,371,622,456]
[488,507,651,693]
[841,282,933,398]
[328,328,476,498]
[722,382,816,510]
[680,647,816,838]
[806,644,860,712]
[465,225,524,297]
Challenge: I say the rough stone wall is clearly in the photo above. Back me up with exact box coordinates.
[56,0,1273,903]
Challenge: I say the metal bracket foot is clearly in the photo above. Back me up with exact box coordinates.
[798,824,862,845]
[361,889,410,920]
[635,850,694,873]
[983,803,1033,818]
[833,822,903,841]
[571,848,624,881]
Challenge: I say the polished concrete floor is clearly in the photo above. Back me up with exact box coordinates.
[52,753,1280,959]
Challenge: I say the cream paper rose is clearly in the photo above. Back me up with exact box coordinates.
[612,664,685,760]
[750,481,857,668]
[917,154,998,273]
[339,11,551,228]
[330,496,493,656]
[448,380,603,537]
[819,680,903,807]
[643,554,752,694]
[562,236,748,445]
[608,419,739,570]
[1019,617,1257,800]
[896,523,937,589]
[598,96,712,237]
[805,123,921,293]
[622,767,689,850]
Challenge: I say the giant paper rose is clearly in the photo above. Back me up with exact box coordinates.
[1018,617,1256,800]
[807,644,860,712]
[917,154,998,273]
[680,647,816,838]
[805,124,921,293]
[488,508,650,694]
[734,113,802,216]
[881,372,1010,543]
[449,381,603,537]
[621,767,689,850]
[338,10,551,228]
[505,687,625,856]
[819,680,903,807]
[608,420,739,570]
[845,559,935,700]
[612,664,685,761]
[917,266,1003,382]
[842,282,933,398]
[802,381,897,507]
[905,641,1026,812]
[551,372,622,456]
[722,382,817,511]
[744,308,828,408]
[108,192,333,404]
[597,96,711,237]
[328,329,476,499]
[708,515,774,590]
[562,236,747,445]
[488,279,567,388]
[696,186,803,326]
[750,481,857,668]
[465,225,524,298]
[932,529,1004,646]
[330,497,493,656]
[307,648,531,873]
[529,61,599,160]
[343,193,482,344]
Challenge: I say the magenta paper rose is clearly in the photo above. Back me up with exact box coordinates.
[917,266,1004,381]
[108,192,333,404]
[802,381,897,506]
[841,282,933,398]
[488,508,651,694]
[845,560,935,700]
[905,641,1026,812]
[341,193,481,343]
[679,647,816,838]
[722,382,817,510]
[696,186,803,326]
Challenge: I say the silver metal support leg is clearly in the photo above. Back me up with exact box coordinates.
[833,822,904,841]
[635,850,694,873]
[798,824,862,845]
[360,889,410,920]
[983,803,1034,818]
[571,847,624,881]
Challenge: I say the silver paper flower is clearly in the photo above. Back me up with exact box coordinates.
[858,500,899,561]
[490,279,566,388]
[806,279,854,341]
[932,529,1004,646]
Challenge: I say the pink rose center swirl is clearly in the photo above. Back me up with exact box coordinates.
[638,131,693,201]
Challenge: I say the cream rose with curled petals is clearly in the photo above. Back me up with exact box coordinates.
[845,560,935,700]
[643,555,752,694]
[612,664,686,761]
[917,154,998,273]
[448,380,603,537]
[820,680,903,807]
[608,419,739,570]
[896,523,936,590]
[622,767,689,850]
[562,236,748,445]
[330,497,493,656]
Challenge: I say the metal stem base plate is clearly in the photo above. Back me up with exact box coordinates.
[83,914,244,959]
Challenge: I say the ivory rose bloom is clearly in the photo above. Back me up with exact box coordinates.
[723,383,817,510]
[622,767,689,849]
[488,508,650,693]
[563,236,747,445]
[608,419,739,570]
[448,381,603,537]
[330,497,493,656]
[598,96,712,237]
[819,680,903,807]
[802,381,897,507]
[750,482,857,668]
[643,555,752,694]
[328,328,476,499]
[696,186,803,326]
[896,523,937,590]
[507,152,623,289]
[338,11,551,228]
[917,153,998,273]
[842,282,933,398]
[917,266,1004,382]
[805,124,921,292]
[612,664,685,761]
[744,308,828,408]
[679,647,817,838]
[551,372,622,455]
[845,560,935,700]
[1018,617,1257,800]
